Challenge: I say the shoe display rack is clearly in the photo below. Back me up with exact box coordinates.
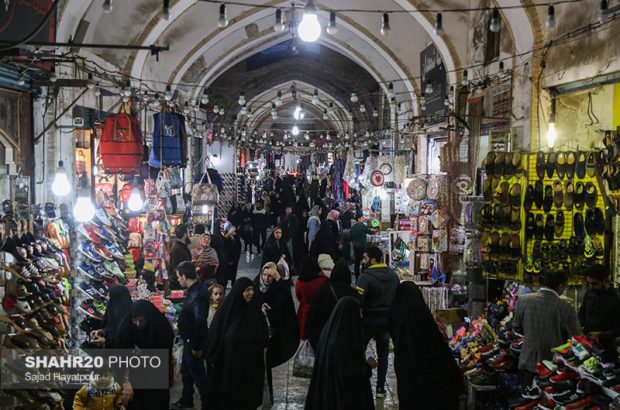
[0,204,72,408]
[74,204,131,349]
[480,150,609,285]
[480,152,527,281]
[523,151,607,285]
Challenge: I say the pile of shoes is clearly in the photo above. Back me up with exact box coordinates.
[75,206,130,343]
[601,130,620,212]
[512,336,619,409]
[0,202,70,408]
[523,150,606,282]
[480,151,526,277]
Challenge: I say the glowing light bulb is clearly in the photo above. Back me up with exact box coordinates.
[292,125,300,136]
[73,192,96,223]
[51,161,71,197]
[297,1,321,43]
[546,122,557,149]
[128,186,144,212]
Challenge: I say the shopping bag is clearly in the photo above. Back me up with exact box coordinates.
[192,170,219,207]
[292,340,315,378]
[277,257,290,280]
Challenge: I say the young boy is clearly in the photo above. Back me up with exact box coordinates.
[207,283,225,328]
[73,369,124,410]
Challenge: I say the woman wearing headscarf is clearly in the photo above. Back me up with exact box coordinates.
[191,233,219,283]
[253,262,299,404]
[90,285,133,348]
[117,300,175,410]
[304,262,360,352]
[204,277,268,410]
[295,256,328,340]
[305,297,374,410]
[260,226,291,268]
[389,282,460,409]
[306,205,322,251]
[210,219,229,287]
[309,220,339,261]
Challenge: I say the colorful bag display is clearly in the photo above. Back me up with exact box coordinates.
[149,111,185,167]
[100,111,143,173]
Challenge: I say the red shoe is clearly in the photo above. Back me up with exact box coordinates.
[477,345,496,356]
[550,368,578,383]
[565,395,592,410]
[536,362,553,379]
[572,335,597,349]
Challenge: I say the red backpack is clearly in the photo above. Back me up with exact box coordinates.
[100,111,143,174]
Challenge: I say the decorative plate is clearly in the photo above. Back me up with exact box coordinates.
[427,178,440,200]
[380,163,393,175]
[407,178,427,201]
[371,170,385,187]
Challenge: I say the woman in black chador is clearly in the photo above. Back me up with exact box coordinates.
[389,282,460,409]
[117,300,175,410]
[204,277,268,410]
[305,296,374,410]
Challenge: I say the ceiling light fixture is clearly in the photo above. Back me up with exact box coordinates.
[218,4,228,28]
[425,81,433,95]
[322,109,328,120]
[164,85,172,101]
[51,160,71,197]
[434,13,443,35]
[274,8,285,32]
[546,95,557,149]
[350,92,358,103]
[73,189,96,223]
[489,8,501,33]
[238,91,245,105]
[599,0,608,22]
[86,73,95,89]
[50,67,57,83]
[103,0,113,13]
[327,11,338,35]
[162,0,171,20]
[292,125,300,136]
[461,69,468,86]
[312,89,319,105]
[201,89,209,105]
[381,13,391,36]
[298,0,321,43]
[387,82,394,99]
[275,90,283,106]
[546,4,556,28]
[359,105,366,113]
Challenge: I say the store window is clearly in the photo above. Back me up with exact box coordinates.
[426,136,447,174]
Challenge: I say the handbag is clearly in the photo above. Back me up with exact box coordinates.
[192,170,219,207]
[100,109,143,173]
[292,340,315,378]
[168,168,183,189]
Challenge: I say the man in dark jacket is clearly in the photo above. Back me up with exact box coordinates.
[357,245,399,398]
[173,261,210,410]
[169,224,192,290]
[350,213,376,279]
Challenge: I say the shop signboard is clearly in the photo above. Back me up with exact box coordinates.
[419,44,447,118]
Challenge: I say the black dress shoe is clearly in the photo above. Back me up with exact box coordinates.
[586,151,597,177]
[566,151,576,179]
[534,181,544,209]
[585,208,596,236]
[509,184,521,209]
[594,207,605,235]
[558,239,568,260]
[546,152,557,179]
[576,151,587,179]
[525,212,535,240]
[574,212,585,239]
[574,182,585,210]
[585,182,597,209]
[544,214,555,241]
[543,185,553,212]
[555,210,564,238]
[535,214,545,239]
[557,152,566,179]
[536,151,546,180]
[524,185,534,212]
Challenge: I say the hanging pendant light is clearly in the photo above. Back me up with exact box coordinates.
[51,160,71,197]
[298,0,321,43]
[127,179,144,212]
[73,189,96,223]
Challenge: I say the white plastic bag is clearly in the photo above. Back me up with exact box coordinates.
[277,257,290,280]
[292,340,315,378]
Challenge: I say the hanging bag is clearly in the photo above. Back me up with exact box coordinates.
[100,107,143,173]
[192,170,219,208]
[292,340,315,378]
[149,109,183,167]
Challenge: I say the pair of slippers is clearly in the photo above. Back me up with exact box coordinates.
[535,150,603,180]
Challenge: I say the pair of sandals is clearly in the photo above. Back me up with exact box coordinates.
[483,231,521,259]
[525,212,564,240]
[536,150,603,180]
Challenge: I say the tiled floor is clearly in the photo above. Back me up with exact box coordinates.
[170,251,400,409]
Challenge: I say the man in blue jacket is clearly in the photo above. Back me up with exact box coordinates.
[357,246,400,398]
[172,261,210,410]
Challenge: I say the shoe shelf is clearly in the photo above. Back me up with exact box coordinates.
[523,152,607,286]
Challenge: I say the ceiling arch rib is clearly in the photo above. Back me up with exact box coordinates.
[237,82,352,134]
